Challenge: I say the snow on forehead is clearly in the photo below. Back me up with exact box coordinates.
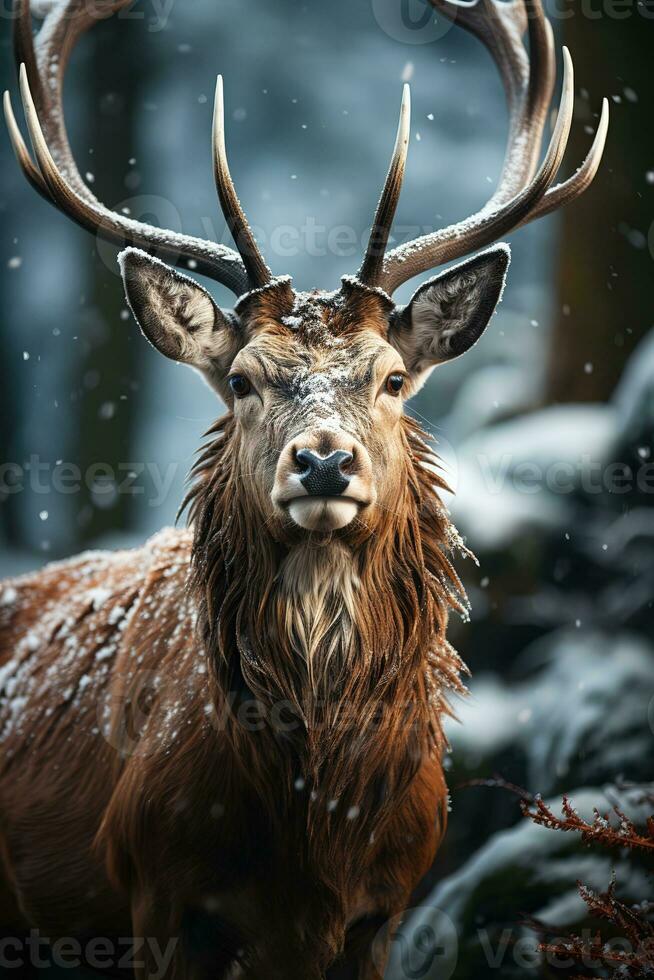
[248,287,392,431]
[291,348,351,433]
[280,289,343,345]
[295,361,344,404]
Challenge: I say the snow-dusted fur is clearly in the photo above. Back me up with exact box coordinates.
[1,0,607,968]
[0,274,481,980]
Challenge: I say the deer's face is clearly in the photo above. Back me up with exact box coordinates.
[120,247,510,537]
[230,323,405,534]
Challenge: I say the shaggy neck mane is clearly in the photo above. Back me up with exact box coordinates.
[185,413,468,884]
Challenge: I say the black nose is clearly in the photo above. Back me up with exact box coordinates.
[296,449,353,497]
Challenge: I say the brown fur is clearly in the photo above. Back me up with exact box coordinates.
[0,283,469,979]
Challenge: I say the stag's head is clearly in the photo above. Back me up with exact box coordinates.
[5,0,608,543]
[117,244,509,538]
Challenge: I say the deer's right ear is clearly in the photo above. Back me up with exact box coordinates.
[389,246,510,391]
[119,249,238,373]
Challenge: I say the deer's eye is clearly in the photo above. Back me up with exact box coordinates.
[229,374,251,398]
[386,373,405,396]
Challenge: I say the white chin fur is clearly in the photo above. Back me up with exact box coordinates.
[287,498,359,532]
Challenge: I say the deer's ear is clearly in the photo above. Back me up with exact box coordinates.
[119,248,237,370]
[390,245,510,386]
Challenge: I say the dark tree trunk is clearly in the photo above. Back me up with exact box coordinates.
[74,16,143,545]
[0,286,20,550]
[546,10,654,404]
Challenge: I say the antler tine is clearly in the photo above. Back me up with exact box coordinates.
[212,76,272,290]
[378,0,608,294]
[13,63,250,295]
[517,97,610,226]
[380,45,577,294]
[6,0,254,296]
[358,84,411,288]
[14,0,131,205]
[3,89,49,199]
[427,0,555,200]
[490,0,555,201]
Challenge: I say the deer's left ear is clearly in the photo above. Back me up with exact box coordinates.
[119,249,239,382]
[389,245,510,386]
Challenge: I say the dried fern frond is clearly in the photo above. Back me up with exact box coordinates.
[534,878,654,979]
[520,794,654,854]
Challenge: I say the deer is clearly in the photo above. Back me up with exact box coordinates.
[0,0,607,977]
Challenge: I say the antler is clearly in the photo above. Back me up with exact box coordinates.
[212,76,272,290]
[360,0,609,294]
[358,84,411,286]
[4,0,271,295]
[3,0,608,298]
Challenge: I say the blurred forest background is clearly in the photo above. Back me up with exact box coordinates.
[0,0,653,977]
